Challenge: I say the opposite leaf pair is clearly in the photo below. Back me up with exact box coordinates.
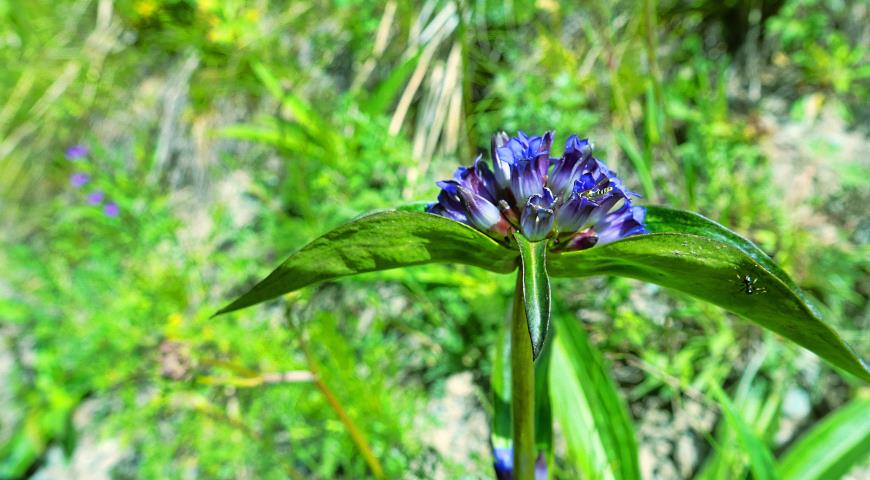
[216,132,868,384]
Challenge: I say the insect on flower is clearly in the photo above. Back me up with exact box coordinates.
[426,131,647,250]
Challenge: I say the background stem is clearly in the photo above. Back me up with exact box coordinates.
[293,321,386,480]
[512,272,536,479]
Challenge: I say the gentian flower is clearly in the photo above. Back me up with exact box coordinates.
[104,202,119,217]
[69,172,89,188]
[66,144,89,160]
[87,190,104,205]
[427,131,647,250]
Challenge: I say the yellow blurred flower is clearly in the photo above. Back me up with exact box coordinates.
[134,0,158,18]
[243,8,261,22]
[167,312,183,327]
[197,0,217,12]
[165,312,183,338]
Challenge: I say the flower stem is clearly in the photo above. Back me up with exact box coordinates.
[512,272,536,480]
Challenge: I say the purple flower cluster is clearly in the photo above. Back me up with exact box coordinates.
[65,144,119,217]
[427,131,646,250]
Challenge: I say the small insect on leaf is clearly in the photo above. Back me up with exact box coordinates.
[735,273,767,295]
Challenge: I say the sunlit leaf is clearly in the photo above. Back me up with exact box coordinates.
[547,206,870,382]
[215,211,517,315]
[778,396,870,480]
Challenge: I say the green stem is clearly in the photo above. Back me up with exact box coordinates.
[295,324,386,480]
[512,272,536,480]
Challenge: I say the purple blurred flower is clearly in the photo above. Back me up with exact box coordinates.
[427,131,647,250]
[87,191,104,205]
[65,144,89,160]
[69,172,90,188]
[492,447,548,480]
[103,202,119,217]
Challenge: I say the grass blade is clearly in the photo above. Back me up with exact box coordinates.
[778,397,870,480]
[550,314,640,479]
[708,382,778,480]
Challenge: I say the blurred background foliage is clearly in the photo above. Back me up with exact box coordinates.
[0,0,868,478]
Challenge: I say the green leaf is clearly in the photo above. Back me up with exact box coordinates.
[778,396,870,480]
[514,233,551,360]
[0,429,42,479]
[547,206,870,382]
[645,208,801,296]
[550,314,640,480]
[615,131,655,199]
[220,122,316,155]
[250,62,285,100]
[708,382,778,480]
[252,62,320,135]
[215,211,517,315]
[361,50,423,115]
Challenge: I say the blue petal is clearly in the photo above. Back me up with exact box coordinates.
[456,185,504,231]
[427,181,468,224]
[491,132,513,190]
[507,137,527,160]
[493,447,512,479]
[596,204,647,244]
[510,160,545,205]
[430,131,647,248]
[472,155,499,201]
[548,135,592,198]
[520,194,555,241]
[555,193,597,232]
[534,131,553,177]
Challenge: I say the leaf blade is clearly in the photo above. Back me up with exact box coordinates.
[514,234,551,360]
[708,382,779,480]
[361,49,423,115]
[215,211,517,315]
[778,397,870,480]
[547,207,870,382]
[644,207,803,297]
[550,314,641,480]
